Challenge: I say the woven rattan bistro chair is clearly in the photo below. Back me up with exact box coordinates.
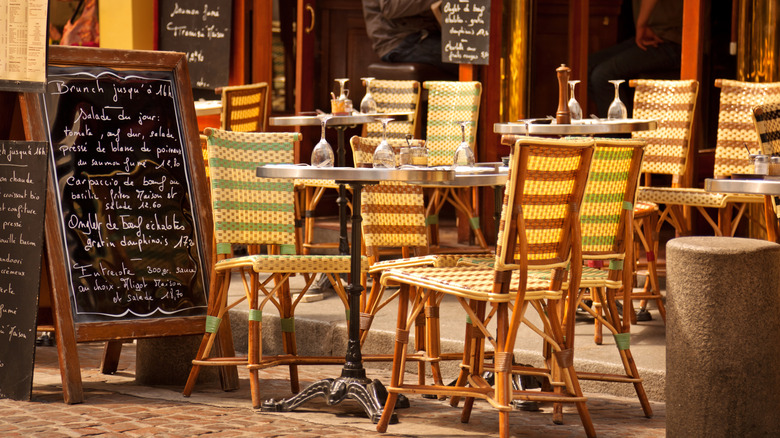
[456,138,653,416]
[638,79,780,240]
[753,102,780,156]
[300,80,422,258]
[628,79,698,324]
[752,102,780,225]
[362,79,421,139]
[376,136,597,438]
[218,82,270,132]
[421,81,486,252]
[183,128,357,408]
[351,135,463,387]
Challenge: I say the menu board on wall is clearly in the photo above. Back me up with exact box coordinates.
[43,66,209,323]
[157,0,232,91]
[0,0,48,92]
[0,140,49,401]
[440,0,491,65]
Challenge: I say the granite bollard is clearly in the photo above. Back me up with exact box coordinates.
[666,236,780,437]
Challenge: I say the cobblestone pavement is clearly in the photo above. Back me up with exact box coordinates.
[0,342,666,437]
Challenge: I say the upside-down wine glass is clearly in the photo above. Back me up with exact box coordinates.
[607,79,627,120]
[311,113,334,167]
[372,117,396,168]
[568,80,583,121]
[452,121,476,168]
[360,77,377,114]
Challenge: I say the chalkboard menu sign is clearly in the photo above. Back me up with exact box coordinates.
[0,140,49,401]
[158,0,232,91]
[43,66,209,323]
[441,0,491,65]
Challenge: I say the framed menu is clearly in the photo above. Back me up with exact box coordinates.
[441,0,491,65]
[0,0,48,92]
[0,140,49,401]
[40,46,213,327]
[157,0,232,92]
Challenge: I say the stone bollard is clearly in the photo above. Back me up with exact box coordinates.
[666,236,780,437]
[136,335,218,386]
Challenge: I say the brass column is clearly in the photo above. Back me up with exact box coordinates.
[737,0,779,81]
[501,0,530,122]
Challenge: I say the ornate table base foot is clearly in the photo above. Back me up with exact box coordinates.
[261,377,408,423]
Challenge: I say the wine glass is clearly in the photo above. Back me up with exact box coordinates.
[607,79,627,120]
[452,121,476,168]
[372,117,396,168]
[311,113,334,167]
[568,80,583,121]
[360,77,377,114]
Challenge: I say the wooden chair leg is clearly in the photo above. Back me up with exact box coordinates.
[376,283,411,433]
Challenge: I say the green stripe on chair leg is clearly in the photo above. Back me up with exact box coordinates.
[248,310,262,322]
[469,216,480,229]
[614,332,631,350]
[609,260,624,270]
[205,316,222,333]
[280,317,295,333]
[345,309,350,322]
[426,214,439,225]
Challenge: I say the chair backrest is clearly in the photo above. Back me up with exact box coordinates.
[494,137,594,271]
[363,80,421,140]
[205,128,300,255]
[349,136,428,256]
[713,79,780,178]
[580,139,646,258]
[629,79,698,185]
[219,82,270,132]
[349,134,410,167]
[752,102,780,155]
[423,81,482,167]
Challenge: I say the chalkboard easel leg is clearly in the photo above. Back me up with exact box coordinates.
[42,249,84,404]
[100,340,123,374]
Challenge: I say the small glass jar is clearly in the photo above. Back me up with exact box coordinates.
[409,140,428,167]
[399,147,412,166]
[770,156,780,176]
[753,154,769,175]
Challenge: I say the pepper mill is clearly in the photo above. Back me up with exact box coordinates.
[556,64,571,125]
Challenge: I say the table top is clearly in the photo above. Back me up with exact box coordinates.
[194,99,222,117]
[494,118,657,136]
[270,112,413,127]
[257,164,454,184]
[705,177,780,196]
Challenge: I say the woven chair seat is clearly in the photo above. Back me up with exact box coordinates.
[382,265,561,303]
[295,178,340,189]
[634,201,658,219]
[212,254,364,273]
[637,186,764,208]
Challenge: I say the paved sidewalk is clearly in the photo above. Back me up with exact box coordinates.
[1,340,665,437]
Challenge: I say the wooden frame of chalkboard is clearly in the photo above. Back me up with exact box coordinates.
[23,46,214,403]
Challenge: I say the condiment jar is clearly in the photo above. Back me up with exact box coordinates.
[753,154,769,175]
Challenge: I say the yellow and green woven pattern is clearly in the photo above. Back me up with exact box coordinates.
[580,140,645,255]
[423,81,482,167]
[221,83,269,133]
[207,128,300,253]
[349,136,410,167]
[752,102,780,155]
[713,79,780,178]
[494,137,594,267]
[364,80,420,140]
[350,136,428,254]
[631,79,698,176]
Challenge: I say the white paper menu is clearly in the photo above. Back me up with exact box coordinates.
[0,0,48,86]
